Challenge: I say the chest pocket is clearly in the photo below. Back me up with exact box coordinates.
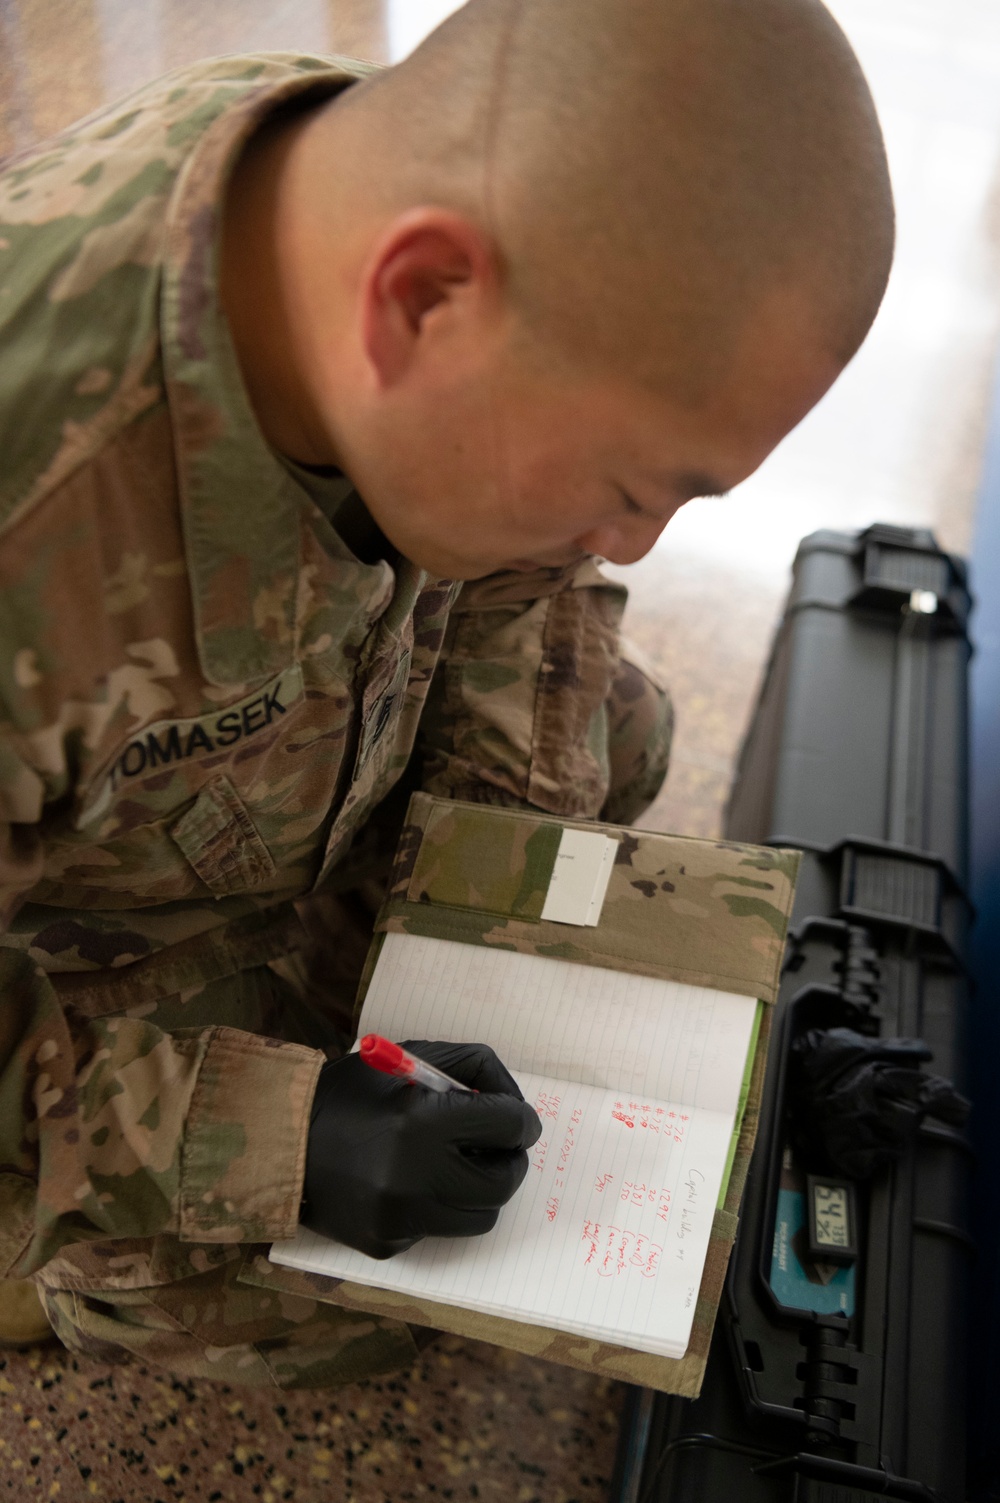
[170,774,277,897]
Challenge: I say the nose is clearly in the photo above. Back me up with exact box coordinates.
[576,516,669,566]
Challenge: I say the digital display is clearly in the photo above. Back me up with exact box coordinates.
[805,1175,858,1265]
[812,1184,851,1247]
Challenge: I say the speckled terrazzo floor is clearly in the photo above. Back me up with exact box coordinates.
[609,551,786,842]
[0,1336,623,1502]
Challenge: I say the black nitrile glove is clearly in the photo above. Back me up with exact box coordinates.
[302,1040,542,1259]
[790,1027,970,1179]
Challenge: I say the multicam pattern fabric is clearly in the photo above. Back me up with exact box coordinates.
[0,53,672,1384]
[373,795,800,1005]
[601,639,674,827]
[42,1248,422,1390]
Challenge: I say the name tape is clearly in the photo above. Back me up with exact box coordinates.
[107,665,305,788]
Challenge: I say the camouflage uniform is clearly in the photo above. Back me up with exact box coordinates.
[0,54,671,1386]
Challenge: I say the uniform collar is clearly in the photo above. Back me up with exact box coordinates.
[160,57,377,688]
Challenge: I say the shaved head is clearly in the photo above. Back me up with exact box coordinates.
[221,0,896,577]
[327,0,894,401]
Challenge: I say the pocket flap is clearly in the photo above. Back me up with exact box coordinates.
[171,775,276,897]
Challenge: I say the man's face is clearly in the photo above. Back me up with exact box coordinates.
[339,293,843,581]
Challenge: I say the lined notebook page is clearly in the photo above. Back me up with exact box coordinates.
[271,936,759,1358]
[356,933,756,1111]
[273,1070,737,1356]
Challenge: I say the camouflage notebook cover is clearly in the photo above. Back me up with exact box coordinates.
[250,794,799,1397]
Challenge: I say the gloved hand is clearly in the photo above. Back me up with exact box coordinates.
[790,1026,969,1179]
[302,1040,542,1259]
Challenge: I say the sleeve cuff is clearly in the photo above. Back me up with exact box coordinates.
[178,1027,325,1244]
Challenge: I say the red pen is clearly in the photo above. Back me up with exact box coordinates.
[359,1034,474,1094]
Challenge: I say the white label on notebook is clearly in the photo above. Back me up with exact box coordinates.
[540,829,618,927]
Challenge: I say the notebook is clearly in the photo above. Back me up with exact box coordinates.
[270,930,760,1360]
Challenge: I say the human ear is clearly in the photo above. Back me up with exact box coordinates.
[359,208,498,388]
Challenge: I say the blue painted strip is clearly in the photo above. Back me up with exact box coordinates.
[967,344,1000,1495]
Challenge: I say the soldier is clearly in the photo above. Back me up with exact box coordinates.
[0,0,893,1383]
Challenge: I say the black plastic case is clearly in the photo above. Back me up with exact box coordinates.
[613,525,974,1503]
